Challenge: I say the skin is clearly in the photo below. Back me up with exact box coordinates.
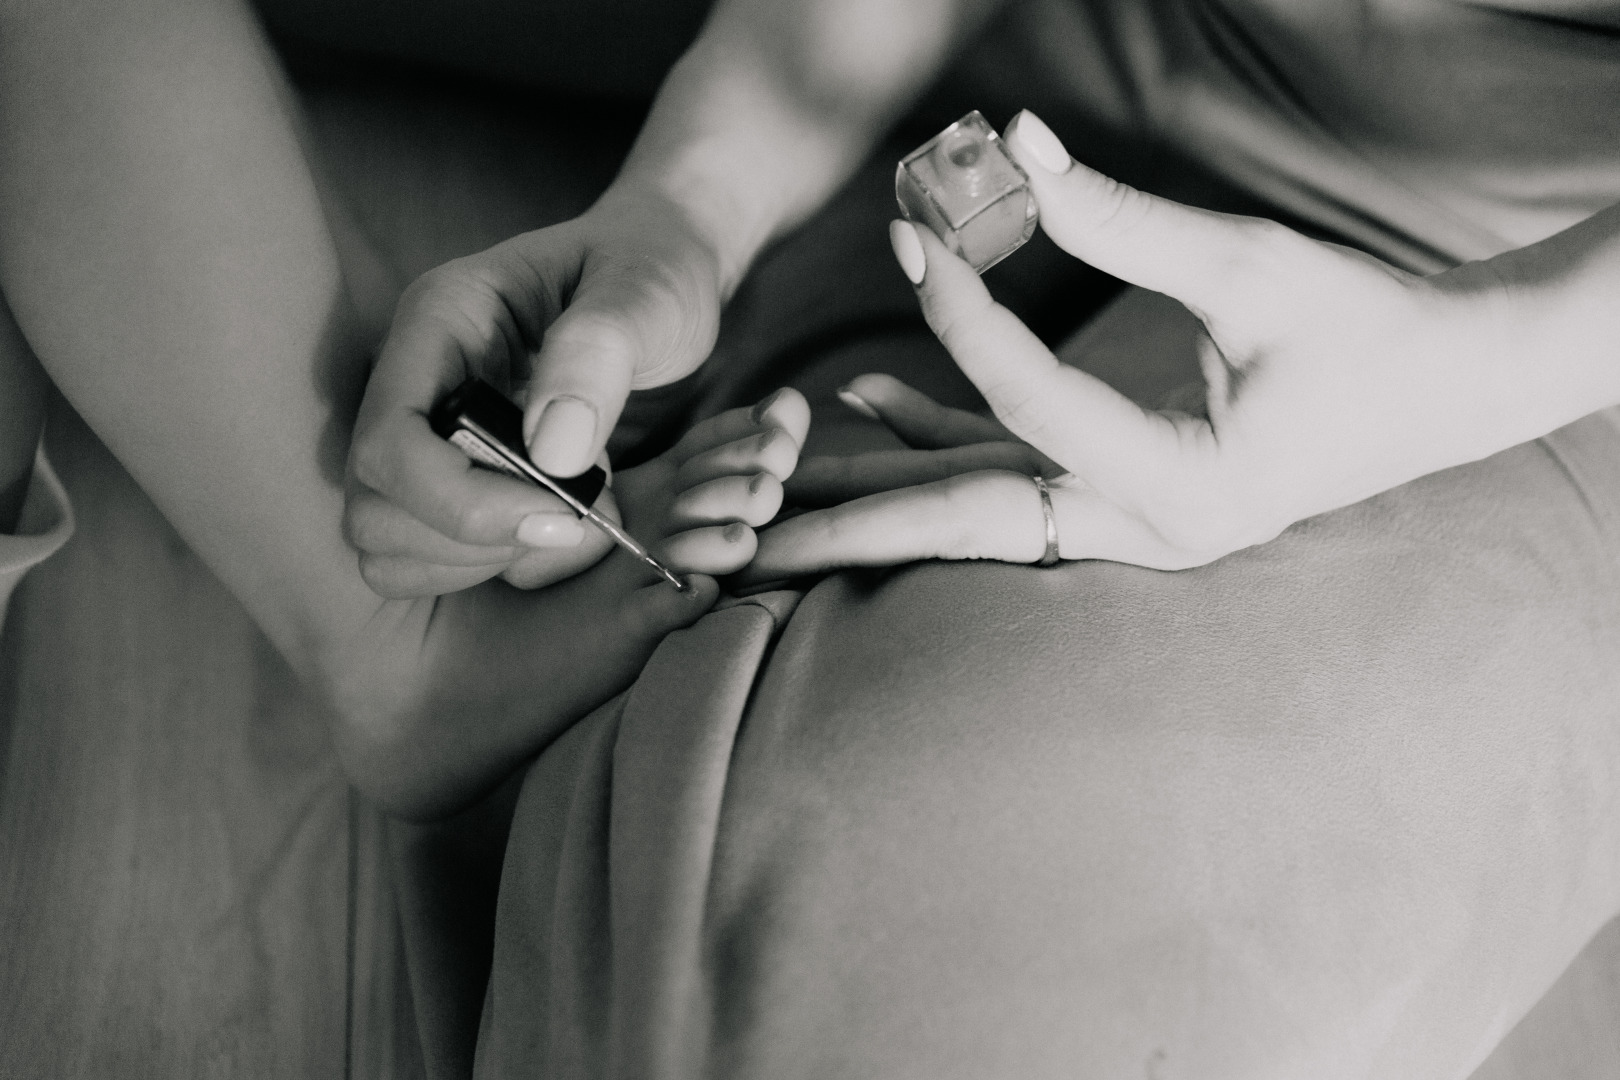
[0,0,810,819]
[750,113,1620,577]
[343,0,1007,592]
[348,0,1620,583]
[2,0,1618,1074]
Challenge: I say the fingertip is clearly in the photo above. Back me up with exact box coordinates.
[889,219,926,285]
[621,572,719,635]
[1006,109,1072,175]
[843,373,924,413]
[525,394,600,477]
[758,386,811,449]
[658,521,759,576]
[836,385,882,421]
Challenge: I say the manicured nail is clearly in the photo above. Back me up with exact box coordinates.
[516,512,585,548]
[723,522,749,543]
[748,472,768,495]
[1011,110,1071,175]
[889,220,926,285]
[836,385,882,421]
[750,388,785,425]
[528,395,597,476]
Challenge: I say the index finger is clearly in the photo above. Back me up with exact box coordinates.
[349,408,574,547]
[893,220,1161,482]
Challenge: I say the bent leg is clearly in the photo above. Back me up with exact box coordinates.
[702,405,1620,1080]
[485,396,1620,1079]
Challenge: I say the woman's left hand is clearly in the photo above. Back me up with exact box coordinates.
[747,109,1610,579]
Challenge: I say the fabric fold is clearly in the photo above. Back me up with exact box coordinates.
[0,442,75,626]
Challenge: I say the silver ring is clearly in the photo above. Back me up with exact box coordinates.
[1032,475,1060,566]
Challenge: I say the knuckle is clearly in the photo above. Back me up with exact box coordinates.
[923,291,996,356]
[1139,481,1278,562]
[358,556,414,600]
[933,472,1001,558]
[348,436,397,496]
[448,499,502,544]
[415,264,524,363]
[573,260,719,389]
[342,499,380,553]
[1221,218,1319,294]
[1087,173,1150,237]
[985,385,1055,445]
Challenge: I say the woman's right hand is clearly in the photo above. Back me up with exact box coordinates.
[345,181,727,598]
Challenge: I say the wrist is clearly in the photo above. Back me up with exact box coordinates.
[590,174,742,300]
[1459,203,1620,438]
[609,33,878,298]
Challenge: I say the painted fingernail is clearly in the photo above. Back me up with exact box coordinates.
[516,512,586,548]
[1011,110,1072,175]
[723,522,749,543]
[528,395,597,476]
[748,472,768,495]
[750,388,785,425]
[889,220,926,285]
[836,385,882,421]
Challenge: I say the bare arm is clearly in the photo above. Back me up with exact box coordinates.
[620,0,1006,296]
[0,0,723,817]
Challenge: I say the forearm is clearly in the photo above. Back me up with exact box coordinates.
[616,0,1004,295]
[1474,199,1620,441]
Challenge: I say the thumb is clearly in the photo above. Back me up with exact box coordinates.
[524,256,720,477]
[1004,110,1315,318]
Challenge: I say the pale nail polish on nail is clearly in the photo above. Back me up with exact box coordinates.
[516,513,585,548]
[836,386,882,421]
[750,389,784,425]
[528,395,598,476]
[1012,110,1072,174]
[889,220,926,285]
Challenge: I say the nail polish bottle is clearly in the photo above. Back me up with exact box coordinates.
[895,111,1038,273]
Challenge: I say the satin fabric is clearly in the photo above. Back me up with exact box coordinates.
[989,0,1620,269]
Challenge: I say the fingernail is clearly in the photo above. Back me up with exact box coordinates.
[1011,110,1071,175]
[528,395,598,476]
[750,388,785,425]
[836,385,882,421]
[516,512,586,547]
[723,522,749,543]
[748,472,768,495]
[889,220,926,285]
